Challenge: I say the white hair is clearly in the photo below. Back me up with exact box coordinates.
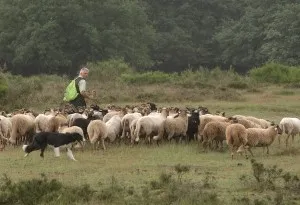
[80,67,89,73]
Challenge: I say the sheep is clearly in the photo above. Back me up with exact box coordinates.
[58,125,84,138]
[9,114,35,145]
[67,112,87,127]
[232,115,271,129]
[227,116,261,129]
[120,112,142,139]
[103,108,126,123]
[71,110,97,140]
[202,121,232,151]
[35,113,67,133]
[238,125,282,156]
[129,118,139,143]
[0,116,12,150]
[132,108,169,144]
[278,117,300,147]
[225,124,248,159]
[153,108,188,142]
[198,114,228,142]
[106,115,122,142]
[58,125,85,150]
[186,110,200,142]
[87,120,108,150]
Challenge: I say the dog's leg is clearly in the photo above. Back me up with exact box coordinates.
[66,148,77,161]
[40,144,47,158]
[54,147,60,157]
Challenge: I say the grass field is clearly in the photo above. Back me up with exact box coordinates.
[1,85,300,204]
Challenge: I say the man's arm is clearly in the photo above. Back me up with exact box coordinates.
[78,80,90,99]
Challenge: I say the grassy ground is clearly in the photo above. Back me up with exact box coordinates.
[1,86,300,204]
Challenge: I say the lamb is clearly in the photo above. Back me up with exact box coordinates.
[238,125,282,156]
[153,108,188,142]
[120,112,142,139]
[132,108,169,143]
[225,124,248,159]
[278,117,300,147]
[87,120,108,150]
[9,114,35,145]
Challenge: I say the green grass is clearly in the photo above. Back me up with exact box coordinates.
[2,139,300,204]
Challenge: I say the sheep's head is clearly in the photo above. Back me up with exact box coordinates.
[275,125,283,135]
[227,116,238,123]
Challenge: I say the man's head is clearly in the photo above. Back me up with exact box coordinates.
[79,67,89,78]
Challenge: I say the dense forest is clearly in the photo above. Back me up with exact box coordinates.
[0,0,299,76]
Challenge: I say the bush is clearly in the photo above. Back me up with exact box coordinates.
[0,174,94,205]
[121,71,178,84]
[0,73,8,98]
[88,58,134,82]
[249,62,300,84]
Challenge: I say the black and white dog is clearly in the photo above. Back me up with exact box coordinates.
[22,132,85,161]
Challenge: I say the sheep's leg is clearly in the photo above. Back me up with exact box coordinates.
[167,131,175,141]
[101,138,106,150]
[248,147,254,157]
[66,148,77,161]
[266,146,270,155]
[286,134,291,147]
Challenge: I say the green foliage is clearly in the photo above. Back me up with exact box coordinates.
[0,173,94,205]
[88,59,134,82]
[249,62,300,83]
[0,73,8,98]
[121,71,178,84]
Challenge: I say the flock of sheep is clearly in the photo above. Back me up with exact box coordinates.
[0,102,299,159]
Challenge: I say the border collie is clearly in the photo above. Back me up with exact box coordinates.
[22,132,85,161]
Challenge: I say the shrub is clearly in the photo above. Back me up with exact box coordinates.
[249,62,300,84]
[121,71,178,84]
[88,58,134,82]
[0,73,8,98]
[0,174,94,205]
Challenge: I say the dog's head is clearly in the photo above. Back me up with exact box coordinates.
[69,132,85,143]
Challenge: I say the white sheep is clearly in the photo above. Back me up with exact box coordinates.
[103,109,126,123]
[106,115,122,142]
[153,109,188,142]
[0,116,12,150]
[238,125,282,156]
[232,115,270,128]
[133,108,168,143]
[9,114,35,144]
[278,117,300,147]
[120,112,142,139]
[225,124,248,159]
[35,113,67,133]
[87,120,108,150]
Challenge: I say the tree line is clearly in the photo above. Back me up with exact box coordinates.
[0,0,299,76]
